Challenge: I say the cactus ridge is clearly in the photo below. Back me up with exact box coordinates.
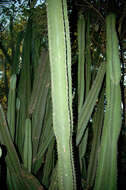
[61,0,76,188]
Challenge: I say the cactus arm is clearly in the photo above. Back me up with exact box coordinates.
[23,118,32,172]
[106,14,121,84]
[33,116,54,174]
[0,104,21,173]
[32,91,54,173]
[48,163,58,190]
[85,12,92,97]
[0,105,44,190]
[29,51,50,158]
[46,0,76,189]
[7,74,16,141]
[94,13,121,190]
[76,63,105,146]
[42,137,55,188]
[17,19,32,154]
[87,87,104,188]
[77,12,85,113]
[28,51,49,115]
[15,98,20,145]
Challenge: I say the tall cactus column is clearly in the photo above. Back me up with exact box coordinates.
[94,13,121,190]
[46,0,76,189]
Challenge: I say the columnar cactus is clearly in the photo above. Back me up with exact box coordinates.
[46,0,76,189]
[94,13,121,190]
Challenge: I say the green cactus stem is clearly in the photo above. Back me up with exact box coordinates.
[7,74,16,141]
[94,13,121,190]
[46,0,76,189]
[77,12,85,114]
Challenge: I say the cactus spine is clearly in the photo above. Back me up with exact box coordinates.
[94,13,121,190]
[46,0,76,189]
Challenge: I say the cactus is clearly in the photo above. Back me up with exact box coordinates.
[48,163,58,190]
[23,118,32,172]
[15,97,20,145]
[94,13,121,190]
[42,137,55,188]
[7,74,17,141]
[33,125,54,174]
[0,2,124,190]
[87,87,104,188]
[0,104,44,190]
[32,90,54,173]
[85,12,92,97]
[32,30,41,75]
[46,0,76,189]
[29,51,50,159]
[76,63,105,146]
[77,12,85,114]
[17,18,32,155]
